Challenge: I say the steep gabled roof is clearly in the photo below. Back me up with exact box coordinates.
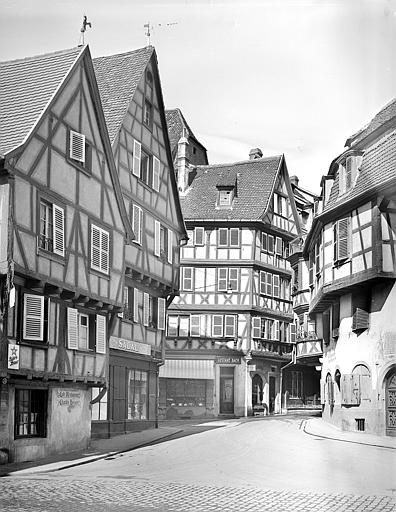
[165,108,208,162]
[181,156,283,221]
[93,47,154,144]
[0,47,83,157]
[346,97,396,147]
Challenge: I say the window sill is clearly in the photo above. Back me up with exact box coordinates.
[89,268,110,280]
[18,340,49,348]
[37,248,65,264]
[66,156,92,176]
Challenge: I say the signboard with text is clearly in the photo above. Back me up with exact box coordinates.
[109,336,151,356]
[215,356,241,364]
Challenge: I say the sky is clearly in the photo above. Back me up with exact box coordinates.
[1,0,395,193]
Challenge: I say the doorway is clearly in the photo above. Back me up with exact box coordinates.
[220,367,234,414]
[269,376,276,413]
[252,374,263,406]
[386,370,396,436]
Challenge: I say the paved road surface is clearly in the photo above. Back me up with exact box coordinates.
[1,416,395,511]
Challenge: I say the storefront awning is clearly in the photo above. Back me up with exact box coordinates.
[159,359,215,380]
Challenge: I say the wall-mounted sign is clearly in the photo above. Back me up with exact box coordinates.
[8,343,19,370]
[109,336,151,356]
[215,356,241,365]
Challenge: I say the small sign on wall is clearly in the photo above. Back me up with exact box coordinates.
[8,343,19,369]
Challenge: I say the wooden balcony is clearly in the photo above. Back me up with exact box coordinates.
[295,337,322,364]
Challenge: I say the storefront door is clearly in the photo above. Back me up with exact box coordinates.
[220,367,234,414]
[386,371,396,436]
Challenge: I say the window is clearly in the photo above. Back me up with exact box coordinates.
[190,315,201,337]
[261,233,267,251]
[218,268,239,292]
[141,149,152,185]
[194,227,205,246]
[123,286,134,321]
[165,379,207,408]
[224,315,236,337]
[132,205,143,245]
[315,233,322,275]
[266,273,273,295]
[15,389,47,438]
[23,294,46,341]
[167,315,190,337]
[91,224,109,274]
[267,235,274,254]
[152,156,160,191]
[143,99,153,128]
[218,189,233,206]
[143,293,159,328]
[67,308,106,353]
[155,222,173,262]
[273,275,280,298]
[39,200,65,256]
[182,267,193,290]
[212,315,224,337]
[218,228,240,247]
[275,237,282,256]
[333,217,350,263]
[69,130,92,172]
[128,369,148,420]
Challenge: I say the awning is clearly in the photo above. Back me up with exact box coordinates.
[159,359,215,380]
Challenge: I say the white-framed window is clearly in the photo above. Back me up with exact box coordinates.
[224,315,236,337]
[333,217,350,263]
[273,274,280,298]
[267,235,274,253]
[133,288,140,323]
[39,200,65,256]
[261,232,267,251]
[252,317,261,338]
[212,315,223,337]
[218,189,233,206]
[190,315,201,337]
[91,224,109,274]
[23,294,45,341]
[266,272,273,296]
[218,228,228,247]
[218,228,240,247]
[154,222,173,263]
[132,140,142,177]
[194,227,205,246]
[132,205,143,245]
[78,313,89,350]
[69,130,85,163]
[275,237,283,256]
[182,267,193,290]
[218,268,239,292]
[67,308,106,353]
[259,271,266,295]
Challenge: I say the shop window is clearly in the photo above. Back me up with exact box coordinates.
[165,379,207,408]
[128,370,148,420]
[15,389,47,438]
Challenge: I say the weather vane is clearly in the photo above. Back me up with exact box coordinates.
[144,21,178,46]
[79,15,92,46]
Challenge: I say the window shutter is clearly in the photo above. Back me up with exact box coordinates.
[133,140,141,177]
[218,228,228,246]
[154,220,161,256]
[190,315,201,336]
[218,268,228,291]
[339,164,346,195]
[261,233,267,251]
[274,320,280,340]
[95,315,106,354]
[337,218,350,260]
[194,227,204,246]
[143,293,150,327]
[70,130,85,163]
[212,315,223,337]
[252,317,261,338]
[152,156,160,191]
[266,273,273,296]
[133,205,142,244]
[91,225,101,271]
[273,275,280,298]
[157,298,166,330]
[183,267,193,290]
[290,323,296,343]
[228,268,238,291]
[268,235,274,253]
[67,307,79,349]
[52,205,65,257]
[167,229,173,263]
[23,294,45,341]
[309,251,314,286]
[345,157,352,190]
[229,228,239,247]
[100,229,109,274]
[260,271,266,295]
[133,288,139,322]
[225,315,236,337]
[275,237,282,256]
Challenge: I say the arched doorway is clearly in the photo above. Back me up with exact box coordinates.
[386,370,396,437]
[252,374,263,406]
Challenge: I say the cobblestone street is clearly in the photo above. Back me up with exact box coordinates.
[1,477,395,512]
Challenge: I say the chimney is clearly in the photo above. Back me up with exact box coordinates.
[249,148,263,160]
[290,175,299,187]
[177,133,189,194]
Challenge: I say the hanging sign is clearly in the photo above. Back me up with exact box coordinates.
[8,343,19,370]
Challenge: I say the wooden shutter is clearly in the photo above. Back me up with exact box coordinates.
[91,225,101,271]
[252,317,261,339]
[53,205,65,257]
[167,229,173,263]
[225,315,236,337]
[190,315,201,336]
[290,323,296,343]
[218,228,228,246]
[339,164,346,194]
[309,250,314,286]
[273,275,280,298]
[67,307,79,349]
[229,228,239,247]
[337,217,350,260]
[345,156,352,190]
[152,156,160,191]
[70,130,85,163]
[143,293,150,326]
[133,205,142,244]
[275,237,282,256]
[218,268,228,291]
[133,140,141,177]
[228,268,238,291]
[194,227,204,246]
[100,229,109,274]
[260,271,266,295]
[23,294,45,341]
[267,235,274,253]
[96,315,106,354]
[274,320,280,340]
[157,298,166,330]
[261,233,267,251]
[133,288,139,322]
[212,315,223,337]
[266,272,273,296]
[154,220,161,256]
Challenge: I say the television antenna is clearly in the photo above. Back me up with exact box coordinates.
[144,21,178,46]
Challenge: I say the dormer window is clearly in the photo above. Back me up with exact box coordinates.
[219,189,233,206]
[338,152,363,196]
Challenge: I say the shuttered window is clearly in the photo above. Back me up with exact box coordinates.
[334,217,350,262]
[218,268,228,291]
[133,288,140,322]
[275,237,282,256]
[67,307,79,349]
[157,298,166,330]
[96,315,106,354]
[229,228,239,247]
[190,315,201,337]
[167,229,173,263]
[290,323,296,343]
[132,205,143,245]
[23,294,45,341]
[70,130,85,163]
[252,317,261,338]
[91,224,109,274]
[267,235,274,254]
[154,220,161,256]
[224,315,236,337]
[53,205,65,256]
[133,140,142,177]
[152,156,161,191]
[212,315,223,337]
[182,267,193,290]
[143,292,150,327]
[194,227,205,246]
[274,320,280,341]
[273,274,280,298]
[266,273,273,295]
[228,268,238,291]
[39,201,65,257]
[260,271,266,295]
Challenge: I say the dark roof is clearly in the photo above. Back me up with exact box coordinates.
[0,47,83,156]
[322,129,396,216]
[165,108,207,159]
[181,156,282,220]
[346,97,396,147]
[93,47,154,144]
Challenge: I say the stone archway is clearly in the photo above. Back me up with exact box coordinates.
[386,370,396,437]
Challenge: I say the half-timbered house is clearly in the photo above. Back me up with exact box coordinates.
[161,141,301,419]
[304,98,396,436]
[92,48,187,436]
[0,46,132,462]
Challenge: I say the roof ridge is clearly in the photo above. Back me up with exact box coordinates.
[93,46,153,61]
[0,46,82,66]
[196,155,282,169]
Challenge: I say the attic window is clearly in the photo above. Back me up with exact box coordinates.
[70,131,85,163]
[219,189,233,206]
[338,153,363,196]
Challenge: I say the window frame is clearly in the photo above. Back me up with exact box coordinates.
[90,223,110,275]
[15,388,48,439]
[212,314,224,337]
[38,198,65,257]
[182,267,193,291]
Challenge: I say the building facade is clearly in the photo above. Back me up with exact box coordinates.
[304,98,396,436]
[0,46,132,462]
[92,48,186,436]
[160,138,301,419]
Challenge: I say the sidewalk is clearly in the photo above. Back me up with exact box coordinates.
[0,425,183,477]
[303,417,396,449]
